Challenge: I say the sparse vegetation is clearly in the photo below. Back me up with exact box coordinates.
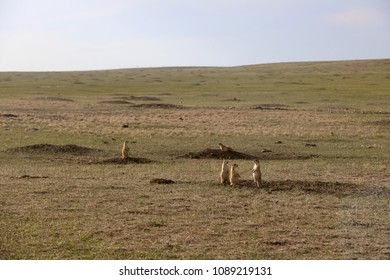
[0,59,389,259]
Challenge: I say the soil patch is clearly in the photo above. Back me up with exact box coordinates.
[12,175,49,179]
[202,93,222,97]
[295,101,309,104]
[1,113,18,118]
[99,100,133,105]
[150,178,176,184]
[252,104,290,110]
[32,97,75,102]
[129,103,189,109]
[112,95,161,101]
[180,149,256,160]
[236,180,365,197]
[179,148,317,160]
[368,120,390,127]
[7,144,99,155]
[96,157,154,164]
[318,105,355,111]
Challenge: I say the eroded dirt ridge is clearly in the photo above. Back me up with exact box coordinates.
[179,148,316,160]
[6,144,99,155]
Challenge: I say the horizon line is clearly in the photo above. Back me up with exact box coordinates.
[1,57,389,73]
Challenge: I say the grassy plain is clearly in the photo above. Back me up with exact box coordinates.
[0,59,389,259]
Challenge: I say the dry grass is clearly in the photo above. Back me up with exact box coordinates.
[0,60,389,259]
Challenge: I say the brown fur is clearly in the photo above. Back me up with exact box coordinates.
[229,163,240,186]
[252,159,262,187]
[219,143,233,152]
[220,160,230,185]
[121,141,129,159]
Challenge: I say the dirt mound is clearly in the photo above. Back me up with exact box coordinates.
[7,144,99,155]
[129,103,188,109]
[96,157,154,164]
[179,148,317,160]
[180,149,256,160]
[237,180,364,197]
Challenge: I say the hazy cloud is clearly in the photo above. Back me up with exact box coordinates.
[323,7,387,27]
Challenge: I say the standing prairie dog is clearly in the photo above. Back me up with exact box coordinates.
[252,159,262,187]
[220,160,230,185]
[219,143,233,152]
[121,141,129,159]
[230,163,240,186]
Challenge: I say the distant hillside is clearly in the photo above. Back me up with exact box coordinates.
[0,59,389,109]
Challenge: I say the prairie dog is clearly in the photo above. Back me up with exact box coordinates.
[121,141,129,159]
[219,143,233,152]
[229,163,240,186]
[252,159,262,187]
[220,160,230,185]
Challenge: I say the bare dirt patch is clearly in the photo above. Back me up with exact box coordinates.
[112,94,161,101]
[318,105,355,111]
[202,93,223,97]
[368,119,390,127]
[12,175,49,179]
[6,144,99,155]
[32,97,75,102]
[252,104,290,110]
[179,149,256,160]
[179,148,316,160]
[95,157,154,164]
[1,113,18,118]
[129,103,189,109]
[236,179,366,197]
[150,178,176,184]
[99,100,133,105]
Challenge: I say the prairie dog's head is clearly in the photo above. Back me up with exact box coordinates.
[232,163,239,169]
[124,140,128,144]
[222,159,229,166]
[253,159,260,165]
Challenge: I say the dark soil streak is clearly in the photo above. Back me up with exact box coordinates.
[6,144,100,155]
[129,103,189,109]
[96,157,154,164]
[234,179,369,197]
[179,148,317,160]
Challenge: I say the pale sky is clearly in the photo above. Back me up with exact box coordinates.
[0,0,389,71]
